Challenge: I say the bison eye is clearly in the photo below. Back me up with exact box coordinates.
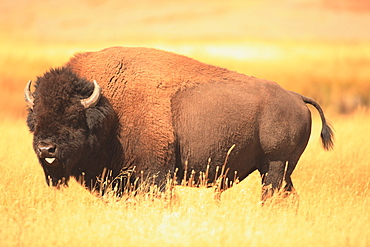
[70,121,78,129]
[27,114,36,132]
[69,118,84,130]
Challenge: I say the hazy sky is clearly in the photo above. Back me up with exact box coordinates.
[2,0,370,45]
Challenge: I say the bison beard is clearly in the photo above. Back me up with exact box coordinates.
[25,47,334,203]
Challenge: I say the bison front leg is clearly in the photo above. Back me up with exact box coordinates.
[261,160,296,203]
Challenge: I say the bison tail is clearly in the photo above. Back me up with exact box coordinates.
[299,94,334,151]
[319,120,334,150]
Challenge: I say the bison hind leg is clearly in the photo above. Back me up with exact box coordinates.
[261,160,299,205]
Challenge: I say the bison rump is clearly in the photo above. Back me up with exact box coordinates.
[171,80,312,189]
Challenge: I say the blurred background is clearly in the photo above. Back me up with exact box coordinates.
[1,0,370,118]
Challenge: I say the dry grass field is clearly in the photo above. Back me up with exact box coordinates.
[1,0,370,246]
[1,111,369,246]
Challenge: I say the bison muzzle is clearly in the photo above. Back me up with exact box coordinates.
[24,47,334,202]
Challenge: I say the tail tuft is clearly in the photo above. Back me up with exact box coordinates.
[321,122,334,150]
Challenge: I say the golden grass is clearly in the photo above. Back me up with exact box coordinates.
[1,110,369,246]
[1,36,369,246]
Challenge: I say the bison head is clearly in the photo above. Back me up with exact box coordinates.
[25,67,119,188]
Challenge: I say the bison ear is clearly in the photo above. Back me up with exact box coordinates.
[85,103,107,132]
[85,97,116,134]
[81,80,101,108]
[26,110,36,132]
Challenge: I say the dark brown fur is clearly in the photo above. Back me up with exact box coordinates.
[27,47,333,200]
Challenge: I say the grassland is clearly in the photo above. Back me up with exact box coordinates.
[1,38,370,247]
[2,38,370,247]
[1,110,369,246]
[1,0,370,246]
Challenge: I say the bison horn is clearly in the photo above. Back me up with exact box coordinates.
[24,80,35,110]
[80,80,101,108]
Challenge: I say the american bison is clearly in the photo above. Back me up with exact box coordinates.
[25,47,333,201]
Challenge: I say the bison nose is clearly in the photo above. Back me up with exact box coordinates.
[37,142,57,158]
